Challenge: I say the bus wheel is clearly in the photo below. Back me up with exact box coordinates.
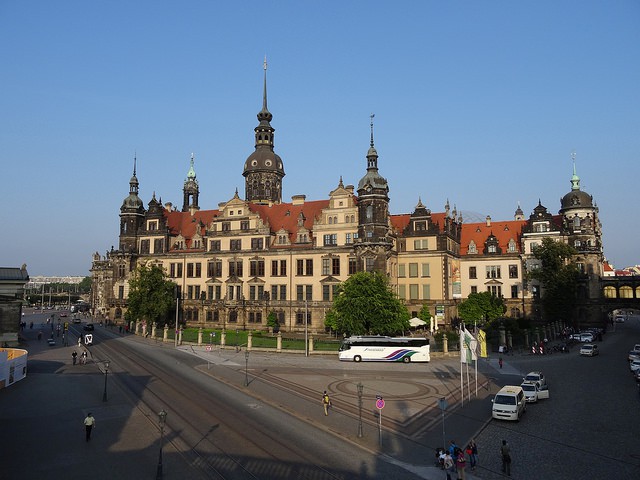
[402,356,411,363]
[354,355,362,362]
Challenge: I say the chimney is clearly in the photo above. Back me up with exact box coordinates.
[291,195,306,206]
[486,215,491,227]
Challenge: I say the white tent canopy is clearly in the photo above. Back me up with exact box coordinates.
[409,317,427,327]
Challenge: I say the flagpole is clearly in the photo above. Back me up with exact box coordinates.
[474,321,478,397]
[459,324,464,407]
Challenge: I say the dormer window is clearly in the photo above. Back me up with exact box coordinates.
[508,239,517,253]
[468,241,477,254]
[148,221,158,231]
[488,244,497,253]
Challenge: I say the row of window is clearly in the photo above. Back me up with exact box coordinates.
[177,283,342,303]
[468,285,520,299]
[468,265,519,279]
[203,309,312,325]
[169,257,358,279]
[398,263,431,278]
[467,239,518,254]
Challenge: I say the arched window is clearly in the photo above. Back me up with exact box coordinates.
[620,286,633,298]
[328,216,333,224]
[603,286,616,298]
[573,216,581,229]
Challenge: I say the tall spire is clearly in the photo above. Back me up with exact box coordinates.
[257,55,272,124]
[187,152,196,180]
[129,153,139,195]
[367,113,378,170]
[370,113,375,148]
[570,151,580,191]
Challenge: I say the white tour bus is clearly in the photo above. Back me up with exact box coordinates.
[338,336,430,363]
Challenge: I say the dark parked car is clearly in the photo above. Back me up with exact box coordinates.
[83,324,94,331]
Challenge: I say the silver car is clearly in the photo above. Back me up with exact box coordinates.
[580,344,599,356]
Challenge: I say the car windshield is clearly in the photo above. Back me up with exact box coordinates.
[582,345,593,350]
[521,384,535,392]
[525,375,540,382]
[494,395,516,405]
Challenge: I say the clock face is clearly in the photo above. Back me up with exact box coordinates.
[265,159,272,167]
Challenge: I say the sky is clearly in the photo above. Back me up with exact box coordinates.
[1,1,639,276]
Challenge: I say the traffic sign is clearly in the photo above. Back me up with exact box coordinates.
[206,345,212,352]
[376,397,385,409]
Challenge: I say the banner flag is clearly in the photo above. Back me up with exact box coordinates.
[477,329,488,358]
[464,327,478,361]
[459,326,468,364]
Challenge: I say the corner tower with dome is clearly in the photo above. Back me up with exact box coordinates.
[559,156,604,302]
[355,114,393,272]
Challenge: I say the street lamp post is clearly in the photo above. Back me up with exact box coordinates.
[304,299,309,357]
[156,409,168,480]
[438,397,448,451]
[357,382,364,438]
[102,361,110,402]
[244,349,250,386]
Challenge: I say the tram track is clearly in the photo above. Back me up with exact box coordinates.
[90,331,350,480]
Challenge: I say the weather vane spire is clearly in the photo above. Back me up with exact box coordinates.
[370,113,375,147]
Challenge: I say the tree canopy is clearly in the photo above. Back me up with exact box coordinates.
[457,291,506,326]
[325,271,410,336]
[528,237,579,322]
[125,264,176,325]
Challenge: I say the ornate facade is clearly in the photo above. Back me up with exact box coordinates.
[91,68,606,331]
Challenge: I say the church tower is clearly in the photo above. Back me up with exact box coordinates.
[242,58,285,204]
[182,153,200,212]
[355,115,392,272]
[119,155,146,253]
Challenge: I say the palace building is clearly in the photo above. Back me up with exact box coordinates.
[90,66,605,331]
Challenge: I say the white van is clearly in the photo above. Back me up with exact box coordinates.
[492,385,526,421]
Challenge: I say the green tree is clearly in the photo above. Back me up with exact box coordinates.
[457,291,506,326]
[266,310,279,332]
[325,271,410,335]
[528,237,579,322]
[125,264,176,325]
[417,303,432,327]
[78,276,92,293]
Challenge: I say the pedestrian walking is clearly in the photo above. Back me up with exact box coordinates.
[443,451,455,480]
[498,357,503,369]
[456,448,467,479]
[84,413,95,441]
[466,439,478,471]
[81,351,87,365]
[72,351,77,365]
[501,439,511,476]
[37,331,42,341]
[322,390,331,416]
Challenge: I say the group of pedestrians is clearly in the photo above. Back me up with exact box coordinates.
[437,438,513,478]
[71,350,87,365]
[437,439,478,479]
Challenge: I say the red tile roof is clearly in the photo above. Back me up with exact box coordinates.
[390,213,450,234]
[460,220,526,255]
[162,200,331,248]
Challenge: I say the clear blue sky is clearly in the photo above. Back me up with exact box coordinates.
[1,1,638,276]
